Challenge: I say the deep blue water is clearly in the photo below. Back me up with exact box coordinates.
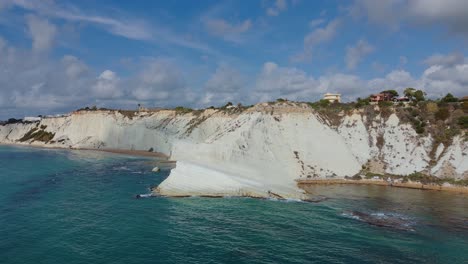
[1,145,467,264]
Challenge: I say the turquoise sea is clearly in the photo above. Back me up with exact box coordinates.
[1,145,467,264]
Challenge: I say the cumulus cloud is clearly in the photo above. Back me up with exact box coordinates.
[349,0,405,31]
[202,64,244,105]
[203,18,252,43]
[253,62,319,102]
[253,54,468,103]
[130,59,187,102]
[0,39,94,117]
[26,15,57,53]
[92,70,121,99]
[423,52,465,67]
[266,0,288,16]
[419,66,468,98]
[0,36,196,118]
[408,0,468,36]
[345,39,375,70]
[62,55,89,79]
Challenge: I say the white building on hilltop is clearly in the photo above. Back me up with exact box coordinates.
[24,116,42,122]
[323,93,341,103]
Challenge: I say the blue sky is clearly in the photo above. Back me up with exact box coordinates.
[0,0,467,118]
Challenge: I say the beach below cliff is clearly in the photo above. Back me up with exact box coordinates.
[297,178,468,195]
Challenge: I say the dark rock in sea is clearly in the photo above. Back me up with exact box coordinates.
[342,210,416,231]
[304,195,329,203]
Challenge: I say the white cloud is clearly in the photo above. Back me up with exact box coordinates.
[423,52,465,67]
[0,36,6,51]
[350,0,468,36]
[309,18,325,28]
[345,39,375,70]
[4,0,216,54]
[253,62,318,102]
[202,64,244,105]
[292,19,341,62]
[304,19,340,47]
[130,59,186,102]
[7,0,152,41]
[0,40,94,116]
[399,56,408,66]
[0,33,202,118]
[26,15,56,53]
[254,55,468,103]
[62,55,89,79]
[408,0,468,35]
[203,18,252,43]
[349,0,404,31]
[92,70,121,99]
[266,0,288,16]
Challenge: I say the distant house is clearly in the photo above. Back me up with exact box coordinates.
[460,96,468,102]
[24,116,41,122]
[394,96,410,102]
[323,93,341,103]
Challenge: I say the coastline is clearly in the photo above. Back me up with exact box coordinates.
[77,147,169,159]
[0,142,170,159]
[296,179,468,195]
[2,143,467,197]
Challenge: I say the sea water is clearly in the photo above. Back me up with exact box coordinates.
[1,145,467,264]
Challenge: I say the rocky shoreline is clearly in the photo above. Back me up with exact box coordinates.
[297,179,468,194]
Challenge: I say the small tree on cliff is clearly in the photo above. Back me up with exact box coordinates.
[440,93,458,103]
[404,88,425,102]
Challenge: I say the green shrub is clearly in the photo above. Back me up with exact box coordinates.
[19,128,38,142]
[378,101,393,107]
[308,99,330,109]
[426,102,438,113]
[415,125,425,134]
[18,128,55,142]
[355,97,370,108]
[441,93,458,103]
[407,172,442,185]
[174,106,193,114]
[458,116,468,129]
[435,107,450,121]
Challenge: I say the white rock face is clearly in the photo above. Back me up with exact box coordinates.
[1,104,466,198]
[431,136,468,179]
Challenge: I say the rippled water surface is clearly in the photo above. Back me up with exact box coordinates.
[1,145,467,264]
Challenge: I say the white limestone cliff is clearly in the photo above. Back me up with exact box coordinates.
[1,103,466,198]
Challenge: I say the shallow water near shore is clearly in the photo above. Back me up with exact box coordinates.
[1,145,467,264]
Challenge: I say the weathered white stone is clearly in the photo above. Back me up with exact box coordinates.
[1,105,466,197]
